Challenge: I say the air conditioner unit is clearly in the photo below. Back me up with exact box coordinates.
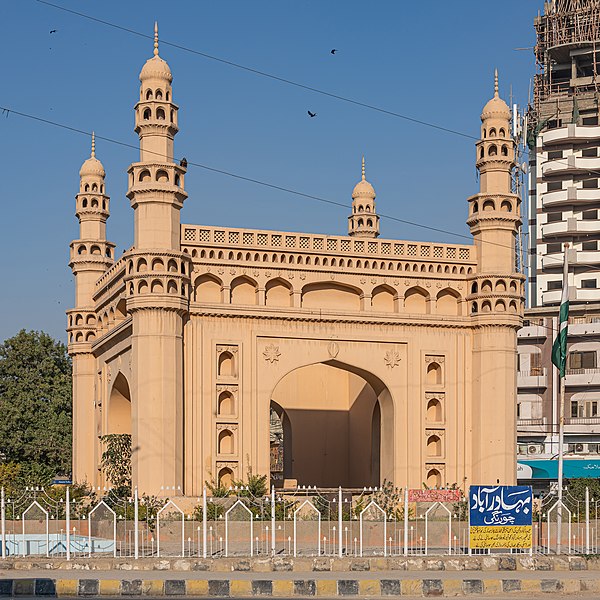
[576,443,585,453]
[528,445,540,455]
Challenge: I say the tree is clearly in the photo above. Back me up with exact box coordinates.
[0,330,72,481]
[99,433,131,496]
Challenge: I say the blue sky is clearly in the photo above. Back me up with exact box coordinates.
[0,1,538,342]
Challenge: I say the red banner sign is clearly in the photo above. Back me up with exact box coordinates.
[408,489,462,503]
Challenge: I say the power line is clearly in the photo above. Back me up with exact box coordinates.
[4,103,600,278]
[35,0,479,142]
[0,105,481,245]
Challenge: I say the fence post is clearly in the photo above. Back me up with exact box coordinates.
[403,487,408,556]
[134,487,139,559]
[66,486,70,561]
[586,487,590,554]
[1,487,5,559]
[202,486,207,558]
[338,486,343,558]
[271,485,275,557]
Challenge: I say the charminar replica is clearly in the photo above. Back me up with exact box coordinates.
[68,28,524,496]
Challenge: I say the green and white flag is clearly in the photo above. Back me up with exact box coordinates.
[551,251,569,378]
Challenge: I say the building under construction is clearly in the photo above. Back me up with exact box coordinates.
[519,0,600,490]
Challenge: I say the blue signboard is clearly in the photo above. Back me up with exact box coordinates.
[469,485,532,549]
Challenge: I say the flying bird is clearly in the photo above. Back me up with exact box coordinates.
[50,29,57,34]
[180,157,188,168]
[330,49,337,54]
[307,111,317,118]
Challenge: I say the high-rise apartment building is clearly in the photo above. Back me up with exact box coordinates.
[518,0,600,489]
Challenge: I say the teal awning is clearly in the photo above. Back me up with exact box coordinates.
[518,459,600,480]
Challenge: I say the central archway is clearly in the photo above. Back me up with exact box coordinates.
[269,360,393,488]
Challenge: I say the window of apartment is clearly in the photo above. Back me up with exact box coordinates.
[583,210,598,220]
[589,443,600,454]
[547,212,563,223]
[548,150,563,160]
[569,350,597,370]
[581,278,597,288]
[583,116,599,126]
[516,403,521,418]
[547,243,562,253]
[547,181,563,191]
[548,280,562,290]
[547,120,560,129]
[583,178,599,189]
[571,401,579,418]
[582,147,598,157]
[582,241,598,251]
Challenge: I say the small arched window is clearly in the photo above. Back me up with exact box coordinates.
[488,144,498,156]
[367,219,373,227]
[84,184,89,192]
[155,89,163,100]
[82,198,88,208]
[91,183,98,191]
[166,91,170,101]
[145,89,153,100]
[499,128,506,137]
[156,108,166,120]
[143,108,151,120]
[489,128,497,137]
[156,170,169,182]
[139,169,151,182]
[501,145,509,156]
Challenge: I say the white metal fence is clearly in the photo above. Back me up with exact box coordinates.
[0,485,595,558]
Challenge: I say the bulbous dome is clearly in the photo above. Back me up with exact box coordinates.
[352,178,376,199]
[79,133,105,178]
[139,23,172,83]
[352,156,376,199]
[139,55,173,83]
[481,69,510,121]
[79,156,105,178]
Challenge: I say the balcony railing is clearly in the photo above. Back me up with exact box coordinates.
[564,417,600,425]
[517,418,546,426]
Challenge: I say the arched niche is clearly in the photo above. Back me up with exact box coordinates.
[426,362,442,385]
[404,287,429,314]
[218,390,235,416]
[218,429,234,455]
[218,351,236,378]
[427,435,442,457]
[218,467,233,489]
[372,285,395,312]
[436,288,461,316]
[107,373,132,435]
[426,468,441,488]
[426,398,443,423]
[265,278,292,307]
[194,274,222,303]
[301,282,361,311]
[231,276,257,305]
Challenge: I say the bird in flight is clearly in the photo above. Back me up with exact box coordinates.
[307,111,317,118]
[330,49,337,54]
[50,29,57,34]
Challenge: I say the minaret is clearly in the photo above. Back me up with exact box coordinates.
[124,24,190,494]
[467,71,524,485]
[348,157,380,238]
[68,134,115,483]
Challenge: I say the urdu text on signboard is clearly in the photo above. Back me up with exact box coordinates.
[469,485,532,549]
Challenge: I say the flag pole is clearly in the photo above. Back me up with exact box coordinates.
[555,242,570,555]
[557,374,565,554]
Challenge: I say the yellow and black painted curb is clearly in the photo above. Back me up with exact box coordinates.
[1,576,600,597]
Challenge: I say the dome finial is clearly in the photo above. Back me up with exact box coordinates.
[153,21,159,56]
[91,131,96,158]
[361,155,365,181]
[494,68,499,97]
